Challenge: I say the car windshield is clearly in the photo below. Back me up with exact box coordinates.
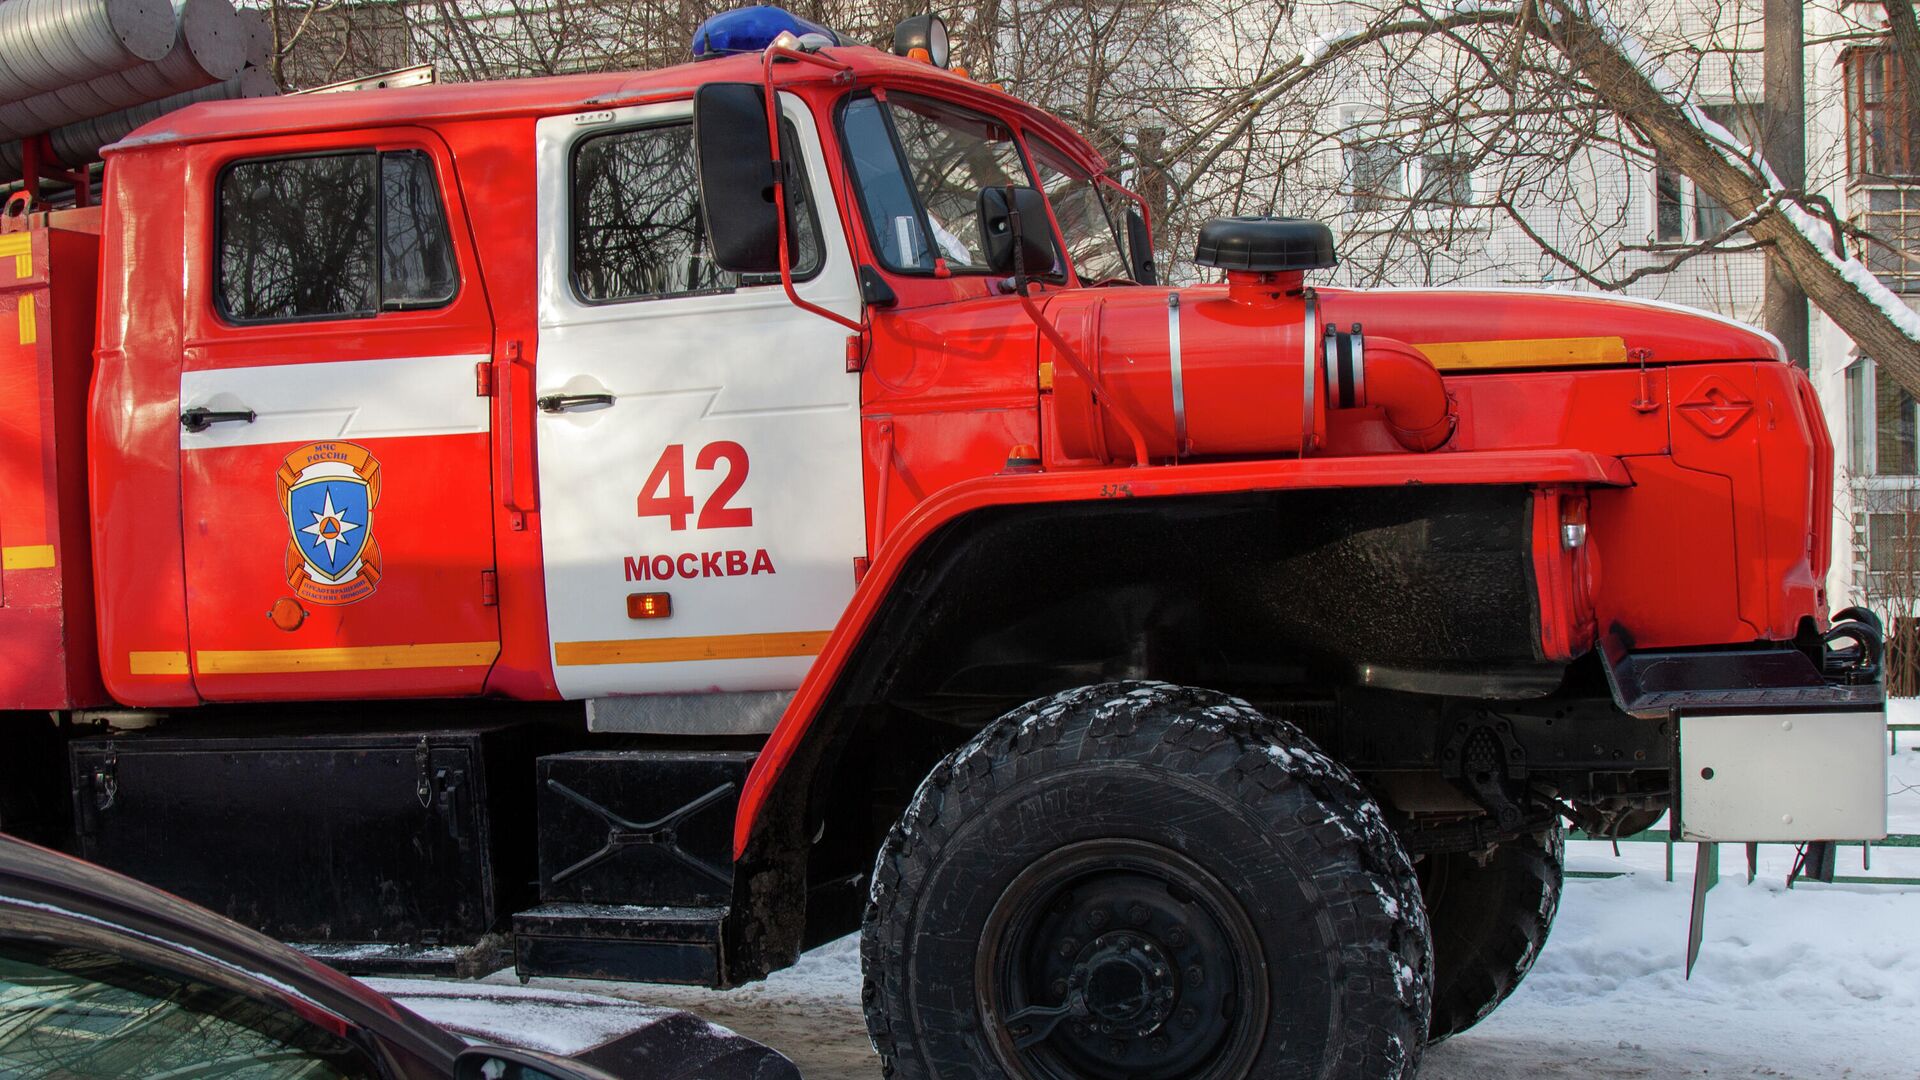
[0,938,374,1079]
[842,92,1035,273]
[1026,134,1133,283]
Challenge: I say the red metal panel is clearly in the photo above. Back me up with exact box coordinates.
[0,212,108,709]
[736,448,1632,855]
[91,150,198,706]
[173,126,500,702]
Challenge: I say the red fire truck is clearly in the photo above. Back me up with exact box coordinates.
[0,8,1890,1077]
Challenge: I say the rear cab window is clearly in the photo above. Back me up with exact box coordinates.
[216,149,458,323]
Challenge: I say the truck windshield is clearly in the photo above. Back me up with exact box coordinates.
[841,92,1035,273]
[1026,134,1132,284]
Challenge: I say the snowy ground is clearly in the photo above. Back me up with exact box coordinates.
[409,719,1920,1078]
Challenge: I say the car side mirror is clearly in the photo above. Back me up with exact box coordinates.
[694,82,781,275]
[978,185,1056,280]
[454,1045,618,1080]
[1126,207,1157,285]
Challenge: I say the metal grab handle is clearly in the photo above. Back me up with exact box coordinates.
[537,392,615,413]
[180,407,257,433]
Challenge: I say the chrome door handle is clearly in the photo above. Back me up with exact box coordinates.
[180,407,257,432]
[537,392,615,413]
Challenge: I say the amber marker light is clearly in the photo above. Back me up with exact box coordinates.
[628,592,673,619]
[1006,443,1042,471]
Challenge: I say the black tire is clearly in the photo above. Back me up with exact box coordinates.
[862,682,1432,1080]
[1419,821,1565,1041]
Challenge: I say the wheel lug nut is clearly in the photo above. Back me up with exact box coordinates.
[1179,1007,1198,1029]
[1088,907,1109,929]
[1052,978,1067,996]
[1150,1036,1169,1053]
[1128,903,1150,925]
[1070,1021,1089,1038]
[1167,926,1187,947]
[1059,937,1078,957]
[1110,1040,1127,1056]
[1185,964,1203,987]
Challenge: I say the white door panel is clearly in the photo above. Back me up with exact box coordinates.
[534,97,865,698]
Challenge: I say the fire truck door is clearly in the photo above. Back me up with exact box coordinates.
[533,97,864,698]
[177,136,501,700]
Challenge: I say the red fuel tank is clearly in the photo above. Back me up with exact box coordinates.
[1043,271,1454,463]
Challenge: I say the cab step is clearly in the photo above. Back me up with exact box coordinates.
[513,902,728,986]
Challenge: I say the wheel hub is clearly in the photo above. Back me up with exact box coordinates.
[978,839,1265,1080]
[1074,931,1175,1035]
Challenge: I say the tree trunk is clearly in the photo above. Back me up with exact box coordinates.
[1544,4,1920,397]
[1764,0,1809,367]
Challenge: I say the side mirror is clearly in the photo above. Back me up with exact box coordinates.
[1126,208,1158,285]
[977,186,1056,279]
[454,1045,617,1080]
[694,82,780,275]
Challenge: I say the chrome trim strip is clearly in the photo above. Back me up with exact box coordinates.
[1350,323,1366,406]
[1167,292,1187,457]
[1302,288,1318,452]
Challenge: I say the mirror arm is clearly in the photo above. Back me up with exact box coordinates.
[1001,188,1150,466]
[761,46,862,333]
[1098,175,1152,232]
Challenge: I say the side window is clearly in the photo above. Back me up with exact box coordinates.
[841,92,1034,273]
[1027,134,1131,283]
[217,149,459,323]
[570,120,821,304]
[0,938,376,1078]
[381,150,459,308]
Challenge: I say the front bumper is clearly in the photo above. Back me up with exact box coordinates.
[1602,619,1888,844]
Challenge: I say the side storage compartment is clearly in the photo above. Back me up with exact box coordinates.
[0,211,107,711]
[515,750,753,987]
[67,723,540,953]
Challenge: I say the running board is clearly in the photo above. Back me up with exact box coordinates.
[513,903,728,986]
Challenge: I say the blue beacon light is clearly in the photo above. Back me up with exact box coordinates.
[690,6,841,60]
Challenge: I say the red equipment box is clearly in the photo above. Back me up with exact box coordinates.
[0,208,107,709]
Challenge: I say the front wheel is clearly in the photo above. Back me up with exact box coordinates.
[861,682,1432,1079]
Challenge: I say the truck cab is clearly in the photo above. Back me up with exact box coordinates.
[0,9,1888,1079]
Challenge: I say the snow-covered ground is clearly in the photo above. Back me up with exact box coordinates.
[411,718,1920,1078]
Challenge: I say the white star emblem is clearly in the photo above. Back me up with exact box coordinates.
[299,488,361,566]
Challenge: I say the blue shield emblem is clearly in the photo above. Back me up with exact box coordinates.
[288,477,372,581]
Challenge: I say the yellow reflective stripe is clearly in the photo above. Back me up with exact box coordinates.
[16,294,34,345]
[195,640,500,675]
[554,630,831,667]
[1418,336,1630,370]
[0,234,29,278]
[1,544,54,570]
[129,651,190,676]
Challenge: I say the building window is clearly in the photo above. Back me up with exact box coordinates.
[217,150,457,323]
[1870,512,1920,573]
[1854,185,1920,293]
[1846,48,1920,180]
[1346,139,1405,212]
[1416,152,1474,206]
[1653,103,1761,244]
[1850,357,1920,476]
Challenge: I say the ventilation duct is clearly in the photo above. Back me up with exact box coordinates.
[0,0,177,101]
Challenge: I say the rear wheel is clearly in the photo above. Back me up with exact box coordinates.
[862,682,1432,1079]
[1420,822,1565,1040]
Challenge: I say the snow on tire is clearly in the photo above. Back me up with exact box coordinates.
[860,681,1433,1079]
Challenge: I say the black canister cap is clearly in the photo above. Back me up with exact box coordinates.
[1193,217,1337,273]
